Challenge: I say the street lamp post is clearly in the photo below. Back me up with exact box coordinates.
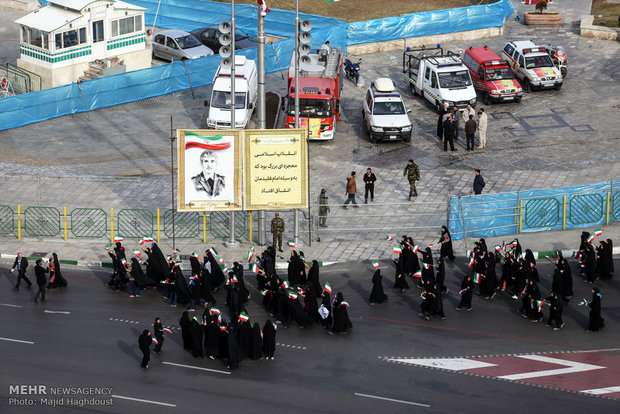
[225,0,239,247]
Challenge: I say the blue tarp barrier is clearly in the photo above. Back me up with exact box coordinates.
[347,0,514,46]
[449,180,620,241]
[1,0,513,131]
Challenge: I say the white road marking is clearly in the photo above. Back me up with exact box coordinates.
[44,310,71,314]
[354,393,431,408]
[112,394,176,407]
[498,355,605,380]
[162,361,231,375]
[0,336,34,345]
[574,348,620,354]
[580,386,620,395]
[386,357,497,371]
[0,303,22,308]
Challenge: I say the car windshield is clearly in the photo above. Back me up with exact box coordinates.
[437,70,472,88]
[525,54,553,69]
[287,98,332,117]
[211,91,246,109]
[175,34,201,50]
[373,101,405,115]
[485,67,514,81]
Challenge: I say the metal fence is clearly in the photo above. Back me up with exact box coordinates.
[449,179,619,241]
[0,205,248,242]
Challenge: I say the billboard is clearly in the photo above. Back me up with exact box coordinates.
[177,129,242,212]
[243,129,308,210]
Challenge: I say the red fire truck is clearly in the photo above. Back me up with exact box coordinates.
[285,47,343,140]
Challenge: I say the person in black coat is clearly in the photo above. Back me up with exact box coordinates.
[11,253,31,291]
[319,291,333,331]
[204,312,220,360]
[238,319,253,358]
[262,320,277,360]
[443,114,456,151]
[439,226,455,261]
[138,330,152,369]
[153,317,164,353]
[363,167,377,204]
[393,255,410,293]
[189,316,204,357]
[287,251,305,286]
[558,257,573,300]
[303,284,321,323]
[179,311,192,351]
[33,259,49,303]
[369,269,388,305]
[473,169,485,195]
[586,288,605,332]
[225,323,243,369]
[546,292,564,330]
[435,258,447,294]
[307,260,322,298]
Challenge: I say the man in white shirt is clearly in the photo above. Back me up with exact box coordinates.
[477,108,488,149]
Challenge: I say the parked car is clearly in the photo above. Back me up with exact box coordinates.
[362,78,413,142]
[190,26,257,53]
[152,29,214,62]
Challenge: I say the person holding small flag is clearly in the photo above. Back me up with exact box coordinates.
[369,269,388,305]
[47,253,68,289]
[330,292,352,335]
[262,320,277,360]
[319,287,333,331]
[393,252,410,293]
[249,322,263,360]
[126,259,142,298]
[33,259,49,303]
[153,317,165,353]
[545,292,564,330]
[114,242,128,280]
[586,287,605,332]
[456,274,474,311]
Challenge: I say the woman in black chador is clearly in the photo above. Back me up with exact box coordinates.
[238,320,253,358]
[558,257,573,300]
[189,316,204,357]
[287,251,305,286]
[289,290,313,328]
[546,292,564,330]
[307,260,322,298]
[481,252,497,299]
[319,290,333,330]
[456,274,474,311]
[153,317,164,353]
[249,322,263,360]
[204,312,220,360]
[232,262,250,303]
[47,253,68,288]
[393,252,410,293]
[330,292,352,334]
[179,311,192,351]
[138,330,151,369]
[369,269,388,305]
[438,226,455,261]
[586,287,605,332]
[262,319,277,360]
[206,250,226,291]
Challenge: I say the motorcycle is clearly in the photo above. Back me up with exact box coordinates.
[344,58,361,84]
[547,44,567,78]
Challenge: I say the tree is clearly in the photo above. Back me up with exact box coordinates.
[535,0,548,14]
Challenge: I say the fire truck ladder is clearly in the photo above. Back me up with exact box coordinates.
[323,48,340,79]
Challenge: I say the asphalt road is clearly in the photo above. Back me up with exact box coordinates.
[0,258,618,413]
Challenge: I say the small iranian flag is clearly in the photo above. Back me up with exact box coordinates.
[282,280,290,289]
[257,0,270,15]
[120,258,127,266]
[324,282,332,294]
[246,250,254,262]
[412,270,422,278]
[467,257,475,268]
[152,338,158,345]
[143,236,153,243]
[572,250,580,260]
[239,312,249,322]
[412,245,420,254]
[163,328,173,334]
[210,307,221,315]
[250,243,255,252]
[536,300,544,312]
[288,240,296,248]
[594,228,602,237]
[219,325,228,332]
[385,235,393,241]
[423,262,431,269]
[272,322,277,331]
[139,239,145,246]
[466,249,473,258]
[393,245,402,254]
[473,273,482,283]
[192,252,200,259]
[587,234,595,243]
[209,247,218,256]
[494,245,502,252]
[260,289,268,296]
[105,243,112,251]
[420,292,426,299]
[251,263,259,273]
[458,288,467,295]
[132,249,141,256]
[174,262,180,268]
[427,243,434,248]
[304,261,311,270]
[340,301,349,307]
[371,261,379,269]
[114,236,123,242]
[288,291,298,300]
[521,287,527,296]
[231,275,239,283]
[545,255,553,260]
[217,257,225,265]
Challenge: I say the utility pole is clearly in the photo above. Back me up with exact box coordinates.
[225,0,239,247]
[170,115,176,249]
[257,3,266,245]
[293,0,300,247]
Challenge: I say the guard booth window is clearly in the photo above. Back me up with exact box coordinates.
[92,20,104,43]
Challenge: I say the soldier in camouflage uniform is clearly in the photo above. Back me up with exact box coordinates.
[271,212,285,252]
[403,159,420,200]
[318,189,330,227]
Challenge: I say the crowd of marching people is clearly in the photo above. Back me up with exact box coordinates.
[103,238,352,370]
[383,227,611,332]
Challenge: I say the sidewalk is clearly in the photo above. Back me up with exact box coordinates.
[0,223,618,270]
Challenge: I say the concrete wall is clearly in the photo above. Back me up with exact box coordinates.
[0,0,37,12]
[580,15,619,41]
[347,26,504,56]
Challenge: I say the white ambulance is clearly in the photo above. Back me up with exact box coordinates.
[501,40,563,92]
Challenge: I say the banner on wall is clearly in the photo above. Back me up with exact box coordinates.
[243,129,308,210]
[177,129,243,212]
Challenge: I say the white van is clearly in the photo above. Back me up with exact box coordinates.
[207,56,257,129]
[362,78,412,142]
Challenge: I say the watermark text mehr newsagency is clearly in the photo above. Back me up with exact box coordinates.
[10,385,112,395]
[9,385,114,408]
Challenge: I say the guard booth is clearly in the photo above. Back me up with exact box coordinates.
[15,0,151,89]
